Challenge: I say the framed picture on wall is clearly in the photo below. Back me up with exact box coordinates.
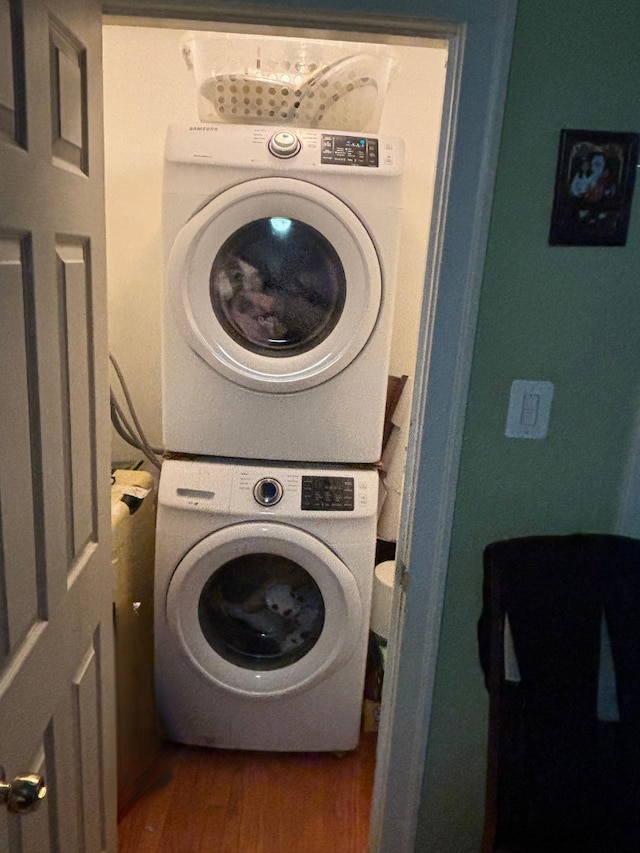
[548,129,639,246]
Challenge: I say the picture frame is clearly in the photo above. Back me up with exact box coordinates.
[548,129,639,246]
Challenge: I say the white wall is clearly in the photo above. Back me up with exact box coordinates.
[102,24,446,463]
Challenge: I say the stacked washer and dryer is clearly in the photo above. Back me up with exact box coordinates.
[154,114,405,751]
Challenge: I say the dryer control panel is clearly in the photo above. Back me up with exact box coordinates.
[320,135,378,168]
[165,124,404,176]
[268,130,379,167]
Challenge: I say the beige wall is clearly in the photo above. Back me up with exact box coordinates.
[102,24,446,462]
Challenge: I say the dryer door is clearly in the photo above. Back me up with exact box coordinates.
[166,522,362,698]
[167,177,382,392]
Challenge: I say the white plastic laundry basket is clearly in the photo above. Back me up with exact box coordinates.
[182,32,397,132]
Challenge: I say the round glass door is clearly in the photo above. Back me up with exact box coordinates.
[210,218,346,357]
[167,177,382,393]
[198,552,325,670]
[166,522,362,697]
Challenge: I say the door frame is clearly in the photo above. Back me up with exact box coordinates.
[102,2,517,850]
[618,408,640,538]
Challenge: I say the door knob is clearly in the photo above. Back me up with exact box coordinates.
[0,772,47,814]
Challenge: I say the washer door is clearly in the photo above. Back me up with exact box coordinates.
[166,522,363,697]
[167,177,382,393]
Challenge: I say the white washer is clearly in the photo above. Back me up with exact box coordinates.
[162,123,404,463]
[154,457,379,751]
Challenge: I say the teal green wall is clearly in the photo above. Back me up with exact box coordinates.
[417,1,640,850]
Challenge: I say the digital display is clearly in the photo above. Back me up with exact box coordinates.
[321,134,379,167]
[301,476,355,511]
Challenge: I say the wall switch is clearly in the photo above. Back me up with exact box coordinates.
[505,379,554,439]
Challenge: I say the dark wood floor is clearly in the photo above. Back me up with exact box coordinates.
[118,733,378,853]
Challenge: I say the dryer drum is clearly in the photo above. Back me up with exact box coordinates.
[168,177,382,392]
[210,217,346,357]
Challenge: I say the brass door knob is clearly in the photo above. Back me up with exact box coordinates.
[0,773,47,814]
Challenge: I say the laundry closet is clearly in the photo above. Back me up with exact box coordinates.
[104,17,446,839]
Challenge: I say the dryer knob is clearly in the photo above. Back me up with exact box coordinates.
[253,477,283,507]
[268,131,301,159]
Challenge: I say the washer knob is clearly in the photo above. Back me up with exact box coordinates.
[268,131,301,159]
[253,477,283,506]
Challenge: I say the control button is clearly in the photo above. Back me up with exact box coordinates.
[268,131,301,159]
[253,477,283,506]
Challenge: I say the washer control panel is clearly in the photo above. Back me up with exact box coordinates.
[301,476,355,511]
[161,462,378,518]
[253,477,284,506]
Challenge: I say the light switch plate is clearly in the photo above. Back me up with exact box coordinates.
[505,379,554,439]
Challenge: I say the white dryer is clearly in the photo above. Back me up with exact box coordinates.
[154,457,379,752]
[162,123,404,463]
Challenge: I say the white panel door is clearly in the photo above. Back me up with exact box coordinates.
[0,0,116,851]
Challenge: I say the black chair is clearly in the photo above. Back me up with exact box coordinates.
[478,534,640,852]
